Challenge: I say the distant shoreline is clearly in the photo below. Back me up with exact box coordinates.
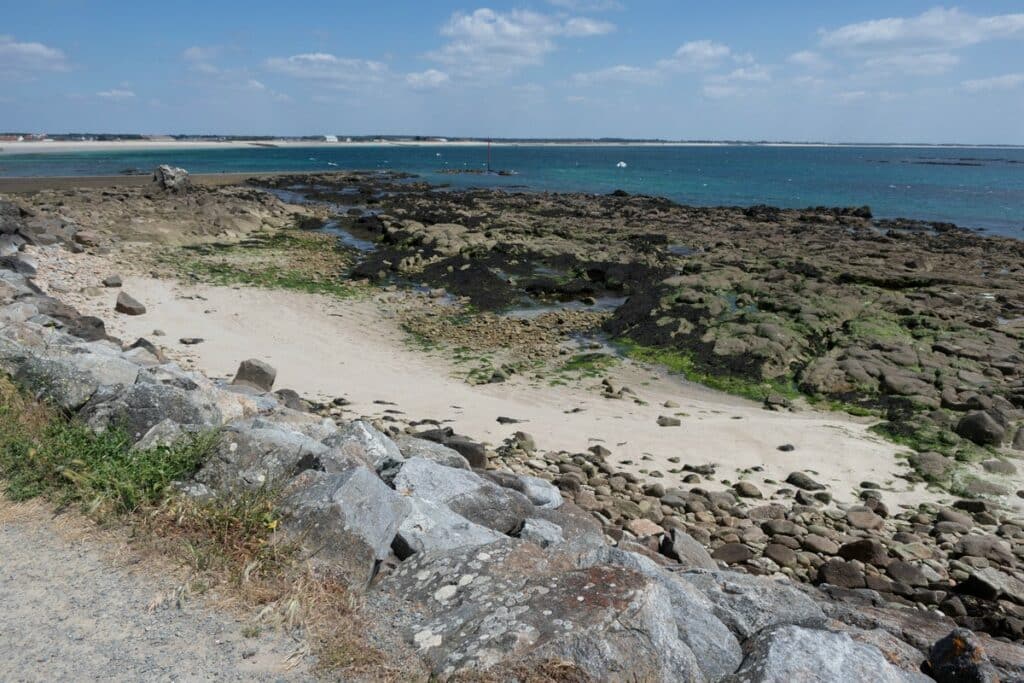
[2,139,1024,156]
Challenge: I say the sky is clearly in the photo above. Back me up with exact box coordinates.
[3,1,1024,143]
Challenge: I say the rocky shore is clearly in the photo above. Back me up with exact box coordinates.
[2,168,1023,680]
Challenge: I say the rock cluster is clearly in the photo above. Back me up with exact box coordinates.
[3,194,1023,680]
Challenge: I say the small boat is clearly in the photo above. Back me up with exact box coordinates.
[616,161,628,168]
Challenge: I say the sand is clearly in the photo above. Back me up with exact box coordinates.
[30,244,949,511]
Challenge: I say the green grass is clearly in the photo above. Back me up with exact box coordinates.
[186,260,358,299]
[558,352,619,378]
[0,377,218,516]
[615,338,800,402]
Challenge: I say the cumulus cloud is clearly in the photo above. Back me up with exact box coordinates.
[0,35,69,77]
[97,88,135,100]
[427,8,613,77]
[819,7,1024,52]
[265,52,389,87]
[182,45,220,62]
[787,50,831,71]
[657,40,732,72]
[572,64,662,86]
[863,51,959,76]
[962,72,1024,92]
[406,69,450,89]
[547,0,622,11]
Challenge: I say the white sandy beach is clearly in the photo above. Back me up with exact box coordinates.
[30,245,954,512]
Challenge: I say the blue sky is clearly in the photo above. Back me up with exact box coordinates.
[3,1,1024,143]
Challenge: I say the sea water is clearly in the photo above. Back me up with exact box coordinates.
[2,144,1022,237]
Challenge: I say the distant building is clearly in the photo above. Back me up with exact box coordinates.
[322,135,339,142]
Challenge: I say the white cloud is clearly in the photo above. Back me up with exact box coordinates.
[834,90,869,103]
[657,40,731,72]
[702,84,740,99]
[717,65,771,82]
[863,52,959,76]
[819,7,1024,52]
[406,69,450,89]
[243,79,266,91]
[264,52,389,88]
[0,35,69,77]
[182,45,220,62]
[97,88,135,100]
[787,50,831,71]
[962,72,1024,92]
[547,0,622,11]
[428,9,613,77]
[572,64,662,86]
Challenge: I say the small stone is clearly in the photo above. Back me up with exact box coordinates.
[846,507,884,531]
[102,275,122,288]
[711,543,753,565]
[657,415,681,427]
[180,337,204,345]
[732,481,763,499]
[802,534,839,555]
[786,471,825,491]
[886,560,928,587]
[115,291,146,315]
[764,543,797,567]
[818,558,866,588]
[777,444,795,452]
[625,518,664,538]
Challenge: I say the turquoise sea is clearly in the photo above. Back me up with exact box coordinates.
[2,144,1022,237]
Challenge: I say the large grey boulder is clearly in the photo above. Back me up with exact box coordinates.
[231,358,276,392]
[0,234,24,258]
[377,540,705,682]
[394,434,470,469]
[392,498,503,559]
[481,470,563,509]
[283,468,409,586]
[393,458,534,534]
[12,354,101,410]
[195,419,339,491]
[153,164,191,192]
[517,518,564,548]
[680,570,826,639]
[323,420,404,473]
[82,381,222,439]
[577,546,742,682]
[0,253,37,276]
[723,625,930,682]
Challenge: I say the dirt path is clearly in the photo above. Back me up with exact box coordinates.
[0,501,310,682]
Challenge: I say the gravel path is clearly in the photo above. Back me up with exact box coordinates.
[0,504,311,682]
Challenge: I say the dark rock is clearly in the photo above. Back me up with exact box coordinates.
[765,543,798,567]
[273,388,307,412]
[114,291,146,316]
[657,415,681,427]
[956,411,1006,447]
[839,539,889,567]
[818,559,866,589]
[733,481,763,498]
[232,358,277,392]
[786,471,826,491]
[924,628,1000,683]
[711,543,753,565]
[102,275,122,288]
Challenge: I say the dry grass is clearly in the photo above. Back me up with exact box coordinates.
[0,375,415,681]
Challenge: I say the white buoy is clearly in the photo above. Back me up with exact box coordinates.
[616,161,627,168]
